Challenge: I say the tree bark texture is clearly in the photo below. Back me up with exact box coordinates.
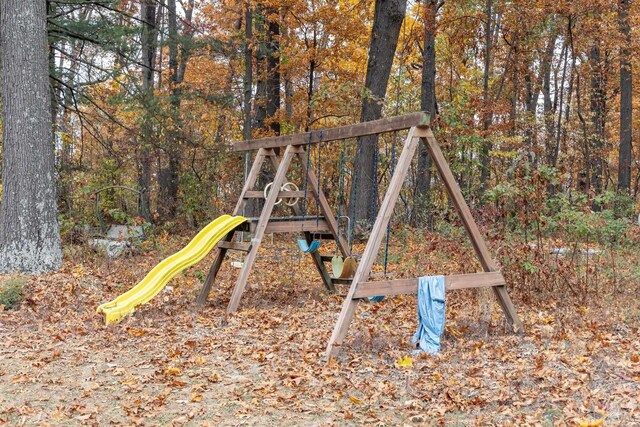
[618,0,632,192]
[138,0,157,221]
[349,0,407,228]
[0,0,62,273]
[266,11,281,136]
[413,0,437,228]
[159,0,194,220]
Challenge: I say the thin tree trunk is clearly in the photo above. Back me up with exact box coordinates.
[478,0,493,196]
[542,26,558,167]
[0,0,62,273]
[589,43,605,202]
[618,0,632,192]
[349,0,407,229]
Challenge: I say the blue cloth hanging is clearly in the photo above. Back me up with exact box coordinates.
[412,275,446,354]
[297,238,321,254]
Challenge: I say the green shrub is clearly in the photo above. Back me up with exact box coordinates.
[0,277,27,310]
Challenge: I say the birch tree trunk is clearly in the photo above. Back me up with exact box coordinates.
[0,0,62,273]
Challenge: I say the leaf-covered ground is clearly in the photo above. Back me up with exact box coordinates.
[1,234,639,426]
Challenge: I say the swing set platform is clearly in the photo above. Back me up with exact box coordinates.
[195,111,522,358]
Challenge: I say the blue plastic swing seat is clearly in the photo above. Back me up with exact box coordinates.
[297,238,321,254]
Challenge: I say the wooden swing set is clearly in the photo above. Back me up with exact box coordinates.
[196,112,523,357]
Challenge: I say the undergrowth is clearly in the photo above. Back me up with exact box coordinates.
[0,276,27,310]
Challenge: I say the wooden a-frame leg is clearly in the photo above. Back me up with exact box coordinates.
[195,148,270,306]
[226,145,298,315]
[326,127,422,358]
[423,130,523,332]
[195,232,234,306]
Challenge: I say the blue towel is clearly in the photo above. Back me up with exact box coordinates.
[412,275,446,354]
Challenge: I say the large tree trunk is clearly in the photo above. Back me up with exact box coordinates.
[413,0,438,228]
[138,0,157,221]
[618,0,632,192]
[266,10,281,136]
[253,6,268,131]
[0,0,62,273]
[349,0,407,229]
[159,0,195,221]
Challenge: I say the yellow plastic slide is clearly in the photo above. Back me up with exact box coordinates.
[97,214,246,324]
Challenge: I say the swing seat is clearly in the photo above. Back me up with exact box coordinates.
[297,239,321,254]
[331,255,356,279]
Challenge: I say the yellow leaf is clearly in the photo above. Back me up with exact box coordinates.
[191,393,202,402]
[71,265,84,278]
[541,315,555,324]
[446,325,462,338]
[348,395,362,404]
[195,356,207,365]
[165,367,181,375]
[128,328,147,337]
[396,355,413,368]
[576,418,604,427]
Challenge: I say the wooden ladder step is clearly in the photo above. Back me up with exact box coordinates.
[218,241,252,252]
[331,277,353,285]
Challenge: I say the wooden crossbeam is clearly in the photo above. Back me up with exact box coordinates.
[232,112,430,152]
[352,272,505,298]
[243,190,306,199]
[264,219,331,234]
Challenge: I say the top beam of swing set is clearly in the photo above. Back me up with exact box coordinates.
[232,112,430,152]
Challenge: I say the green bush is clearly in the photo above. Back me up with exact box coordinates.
[0,277,27,310]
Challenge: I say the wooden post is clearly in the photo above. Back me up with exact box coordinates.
[326,127,423,358]
[423,130,522,332]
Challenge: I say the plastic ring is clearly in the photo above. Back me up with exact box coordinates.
[264,182,282,205]
[281,182,299,206]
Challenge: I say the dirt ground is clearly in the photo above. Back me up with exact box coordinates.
[1,238,639,426]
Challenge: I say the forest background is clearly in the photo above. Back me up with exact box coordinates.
[0,1,639,424]
[4,0,633,238]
